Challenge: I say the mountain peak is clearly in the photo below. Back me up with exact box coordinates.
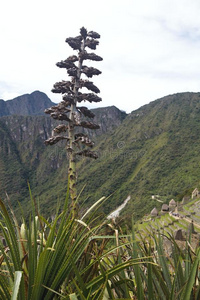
[0,91,56,116]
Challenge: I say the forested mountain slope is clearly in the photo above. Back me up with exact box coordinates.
[1,91,200,220]
[77,92,200,220]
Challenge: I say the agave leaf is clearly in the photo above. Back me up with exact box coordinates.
[85,259,150,293]
[0,274,11,300]
[180,248,200,300]
[131,225,144,300]
[69,294,79,300]
[156,233,172,292]
[171,242,185,293]
[169,271,177,300]
[81,197,106,220]
[42,284,68,298]
[194,284,200,300]
[11,271,23,300]
[71,258,87,297]
[0,199,21,271]
[75,219,90,230]
[147,244,156,300]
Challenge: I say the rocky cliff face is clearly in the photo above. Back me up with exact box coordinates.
[0,91,55,116]
[91,106,127,135]
[0,106,127,145]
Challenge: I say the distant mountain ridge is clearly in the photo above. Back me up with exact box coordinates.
[0,91,56,116]
[0,90,127,137]
[1,91,200,222]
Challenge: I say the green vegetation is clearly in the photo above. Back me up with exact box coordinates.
[1,92,200,220]
[1,191,200,299]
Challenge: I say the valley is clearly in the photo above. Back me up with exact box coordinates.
[0,91,200,222]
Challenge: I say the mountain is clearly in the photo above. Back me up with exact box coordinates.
[0,92,127,215]
[1,91,200,221]
[76,92,200,220]
[0,91,55,116]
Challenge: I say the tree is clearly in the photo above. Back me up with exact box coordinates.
[44,27,102,214]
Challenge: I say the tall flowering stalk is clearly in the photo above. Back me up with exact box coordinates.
[44,27,102,213]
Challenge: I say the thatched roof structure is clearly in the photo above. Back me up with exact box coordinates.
[161,204,169,212]
[151,207,158,216]
[169,199,176,206]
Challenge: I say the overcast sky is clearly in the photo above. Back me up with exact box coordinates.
[1,0,200,113]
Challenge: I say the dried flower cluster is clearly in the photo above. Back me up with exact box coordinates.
[44,27,102,209]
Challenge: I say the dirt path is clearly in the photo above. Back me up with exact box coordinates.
[107,195,131,220]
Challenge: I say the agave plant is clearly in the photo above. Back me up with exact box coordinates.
[1,192,200,299]
[44,27,102,213]
[0,188,138,299]
[0,190,108,299]
[107,226,200,300]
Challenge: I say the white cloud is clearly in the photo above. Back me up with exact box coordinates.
[1,0,200,112]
